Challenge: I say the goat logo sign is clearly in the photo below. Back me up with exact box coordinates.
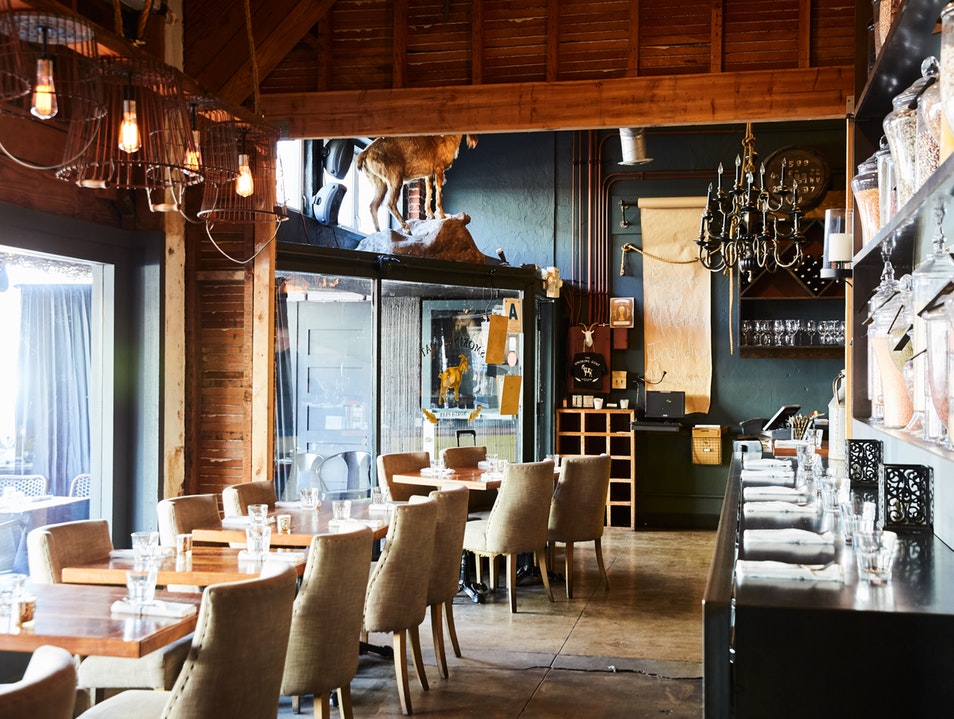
[571,352,607,389]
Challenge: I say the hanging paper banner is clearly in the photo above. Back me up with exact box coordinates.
[503,298,522,333]
[499,374,522,415]
[485,314,508,364]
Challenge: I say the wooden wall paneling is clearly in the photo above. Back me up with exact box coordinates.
[405,1,473,87]
[391,0,408,88]
[710,0,723,73]
[799,0,812,68]
[556,0,631,81]
[546,0,559,82]
[722,0,800,71]
[317,13,333,92]
[627,0,640,76]
[482,0,548,84]
[329,0,395,91]
[812,1,857,67]
[471,0,484,84]
[638,0,713,75]
[182,0,247,86]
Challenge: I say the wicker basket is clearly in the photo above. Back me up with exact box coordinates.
[692,426,723,465]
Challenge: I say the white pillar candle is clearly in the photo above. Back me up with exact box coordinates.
[828,232,853,262]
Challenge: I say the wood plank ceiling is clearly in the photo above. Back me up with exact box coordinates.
[181,0,858,139]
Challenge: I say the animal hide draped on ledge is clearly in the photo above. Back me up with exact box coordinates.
[355,213,487,264]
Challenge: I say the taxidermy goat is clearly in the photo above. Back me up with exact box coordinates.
[355,134,478,232]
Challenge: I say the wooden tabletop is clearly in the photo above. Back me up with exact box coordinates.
[190,502,390,547]
[61,546,307,586]
[0,583,202,658]
[392,467,503,491]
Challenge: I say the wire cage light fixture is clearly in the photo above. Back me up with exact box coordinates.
[0,7,105,170]
[696,123,806,281]
[197,118,285,225]
[56,53,201,192]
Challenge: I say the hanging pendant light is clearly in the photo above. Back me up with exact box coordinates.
[198,119,285,224]
[56,53,200,192]
[0,7,104,170]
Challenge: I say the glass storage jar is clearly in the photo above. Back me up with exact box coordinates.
[876,137,897,228]
[851,152,880,245]
[916,58,942,188]
[884,60,935,209]
[941,3,954,161]
[870,274,914,429]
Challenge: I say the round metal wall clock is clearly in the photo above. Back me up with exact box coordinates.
[762,146,831,212]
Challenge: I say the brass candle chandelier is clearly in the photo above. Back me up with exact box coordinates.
[696,123,806,281]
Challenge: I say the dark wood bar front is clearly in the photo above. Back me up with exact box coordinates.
[703,454,954,718]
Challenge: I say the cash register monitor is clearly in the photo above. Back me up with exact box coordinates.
[762,405,801,432]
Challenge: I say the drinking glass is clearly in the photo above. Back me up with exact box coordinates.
[245,523,272,559]
[772,319,785,346]
[741,320,754,346]
[804,319,817,345]
[247,503,269,524]
[299,487,319,510]
[131,531,159,570]
[332,499,352,520]
[126,567,158,606]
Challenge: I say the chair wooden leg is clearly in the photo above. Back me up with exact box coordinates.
[430,602,448,678]
[474,554,483,586]
[291,694,301,714]
[408,624,429,691]
[316,691,332,719]
[506,553,518,612]
[393,630,413,715]
[444,599,462,658]
[337,685,354,719]
[564,541,575,599]
[595,537,609,590]
[537,548,554,602]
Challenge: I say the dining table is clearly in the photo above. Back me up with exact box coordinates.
[189,500,391,547]
[391,466,504,491]
[0,582,202,658]
[60,545,308,587]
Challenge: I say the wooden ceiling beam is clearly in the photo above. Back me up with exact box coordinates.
[261,65,853,139]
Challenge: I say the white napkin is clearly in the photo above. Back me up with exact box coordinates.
[274,500,299,509]
[736,560,844,583]
[743,486,810,502]
[328,518,384,532]
[480,473,503,482]
[111,599,197,618]
[221,516,275,529]
[238,550,306,563]
[109,547,174,559]
[420,467,456,477]
[743,528,834,545]
[743,458,792,470]
[743,501,819,516]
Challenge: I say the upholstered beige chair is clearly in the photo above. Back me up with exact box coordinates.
[363,499,438,715]
[0,645,76,719]
[78,563,298,719]
[462,460,555,613]
[156,493,221,546]
[440,445,486,468]
[548,454,612,599]
[26,519,113,583]
[221,480,278,517]
[26,520,191,704]
[281,525,373,718]
[375,451,432,503]
[423,484,470,679]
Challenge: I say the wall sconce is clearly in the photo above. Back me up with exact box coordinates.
[820,208,853,279]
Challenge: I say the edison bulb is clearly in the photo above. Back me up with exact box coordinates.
[184,129,202,173]
[236,153,254,197]
[118,99,141,153]
[31,58,57,120]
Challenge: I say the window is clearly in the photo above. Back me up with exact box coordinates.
[277,139,303,212]
[332,150,388,235]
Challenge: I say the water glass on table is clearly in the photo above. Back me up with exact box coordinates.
[126,566,159,607]
[131,530,160,570]
[245,522,272,560]
[855,529,897,585]
[299,487,319,510]
[332,499,352,520]
[247,503,269,524]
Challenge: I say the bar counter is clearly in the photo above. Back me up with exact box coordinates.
[703,453,954,718]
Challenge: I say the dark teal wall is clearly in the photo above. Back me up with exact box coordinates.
[446,124,847,526]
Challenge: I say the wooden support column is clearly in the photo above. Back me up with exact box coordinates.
[251,223,277,484]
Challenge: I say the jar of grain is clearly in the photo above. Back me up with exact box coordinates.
[851,153,880,246]
[884,63,933,209]
[915,57,942,188]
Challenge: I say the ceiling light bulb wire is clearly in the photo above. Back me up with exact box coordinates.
[204,219,280,266]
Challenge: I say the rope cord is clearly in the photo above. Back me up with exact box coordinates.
[620,242,698,266]
[204,221,280,265]
[243,0,261,115]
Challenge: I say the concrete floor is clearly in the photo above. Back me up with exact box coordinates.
[278,528,714,718]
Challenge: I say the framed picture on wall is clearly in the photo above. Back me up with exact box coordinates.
[610,297,635,328]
